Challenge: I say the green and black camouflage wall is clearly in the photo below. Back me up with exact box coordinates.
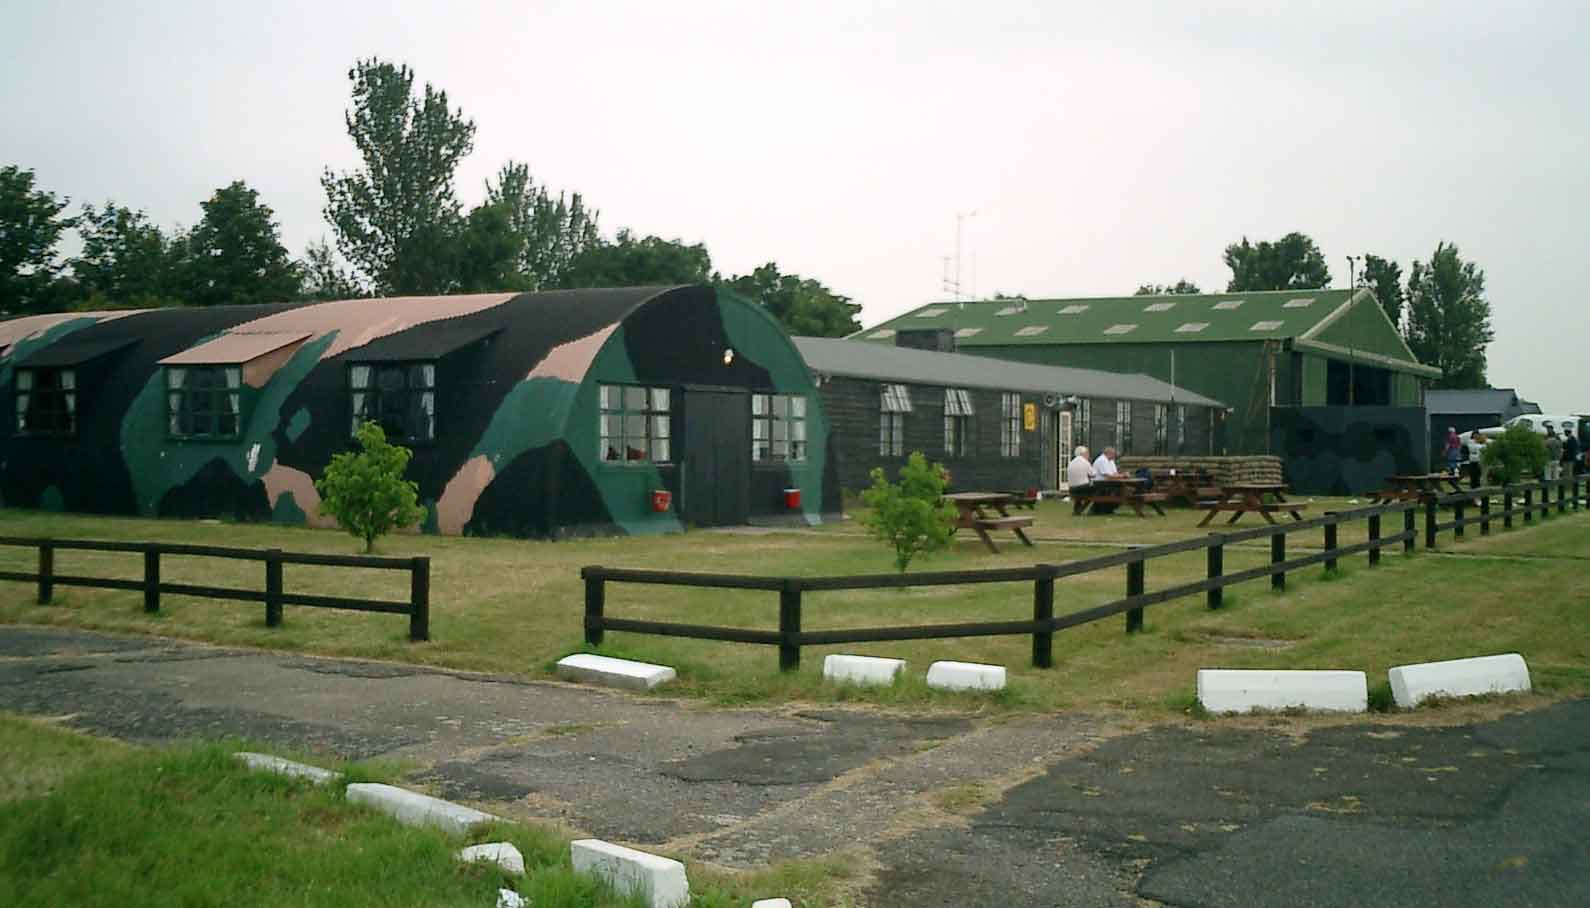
[1269,406,1430,495]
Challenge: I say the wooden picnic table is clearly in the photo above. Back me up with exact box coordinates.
[944,491,1035,554]
[1074,476,1167,518]
[1147,468,1219,507]
[1372,472,1466,504]
[1196,482,1308,526]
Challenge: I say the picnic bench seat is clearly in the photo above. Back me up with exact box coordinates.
[977,515,1035,529]
[1003,491,1041,510]
[1195,502,1309,512]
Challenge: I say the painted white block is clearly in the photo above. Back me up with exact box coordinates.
[823,654,906,686]
[233,752,337,785]
[1197,669,1368,714]
[1389,653,1531,708]
[459,842,526,876]
[752,900,793,908]
[345,783,498,836]
[570,839,689,908]
[926,661,1007,692]
[497,889,527,908]
[556,653,677,691]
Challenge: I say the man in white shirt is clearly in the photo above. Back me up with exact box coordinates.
[1067,446,1095,514]
[1092,446,1120,478]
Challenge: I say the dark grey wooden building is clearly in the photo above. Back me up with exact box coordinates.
[794,335,1224,494]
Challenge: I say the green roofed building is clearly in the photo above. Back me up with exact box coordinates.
[859,289,1441,458]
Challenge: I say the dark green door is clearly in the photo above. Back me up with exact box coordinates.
[682,388,750,527]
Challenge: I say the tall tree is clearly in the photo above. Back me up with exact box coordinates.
[300,238,366,301]
[321,59,476,295]
[71,202,184,307]
[718,263,861,337]
[1,165,75,315]
[1405,242,1493,389]
[558,229,711,288]
[1134,279,1201,295]
[184,181,300,306]
[1359,253,1403,329]
[484,161,600,289]
[455,202,530,293]
[1223,232,1331,291]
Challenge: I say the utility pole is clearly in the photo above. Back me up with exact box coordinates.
[953,210,977,302]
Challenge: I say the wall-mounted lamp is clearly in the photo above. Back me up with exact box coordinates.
[722,347,735,366]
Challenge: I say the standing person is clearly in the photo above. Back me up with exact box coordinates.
[1564,430,1582,478]
[1067,446,1095,515]
[1543,427,1562,481]
[1444,427,1462,475]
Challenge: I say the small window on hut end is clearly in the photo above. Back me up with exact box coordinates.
[598,384,672,464]
[14,367,78,437]
[753,393,808,463]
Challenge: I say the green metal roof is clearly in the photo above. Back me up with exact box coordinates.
[860,289,1362,346]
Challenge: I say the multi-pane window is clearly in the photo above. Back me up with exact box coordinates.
[349,363,436,443]
[943,388,973,456]
[14,368,77,436]
[879,383,911,456]
[1076,398,1092,450]
[1000,392,1021,457]
[753,393,807,462]
[167,366,241,439]
[1153,403,1169,455]
[599,385,671,463]
[1115,401,1133,454]
[1176,404,1187,453]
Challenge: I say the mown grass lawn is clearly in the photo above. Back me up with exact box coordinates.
[0,715,858,908]
[1,500,1586,715]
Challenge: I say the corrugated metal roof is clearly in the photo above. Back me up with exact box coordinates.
[14,336,137,367]
[860,290,1357,345]
[1425,389,1523,417]
[159,331,311,365]
[793,336,1224,408]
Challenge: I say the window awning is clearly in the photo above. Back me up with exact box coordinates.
[15,336,138,367]
[346,321,500,363]
[158,331,311,366]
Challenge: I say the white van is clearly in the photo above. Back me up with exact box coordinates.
[1461,414,1580,458]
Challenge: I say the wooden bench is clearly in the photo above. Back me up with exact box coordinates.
[1003,491,1041,510]
[974,515,1034,549]
[1196,501,1308,525]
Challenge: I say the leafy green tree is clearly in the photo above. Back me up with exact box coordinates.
[484,161,600,289]
[454,201,529,293]
[559,229,711,288]
[1360,253,1403,328]
[1,165,75,315]
[1405,242,1493,389]
[1223,232,1331,291]
[315,422,427,553]
[184,181,300,306]
[1134,279,1201,296]
[1480,425,1548,485]
[860,452,957,572]
[321,59,476,295]
[718,263,861,337]
[71,202,185,307]
[300,238,366,300]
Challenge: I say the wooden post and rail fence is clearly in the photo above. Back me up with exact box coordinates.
[583,476,1585,672]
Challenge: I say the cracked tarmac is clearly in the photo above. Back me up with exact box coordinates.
[1,625,1584,906]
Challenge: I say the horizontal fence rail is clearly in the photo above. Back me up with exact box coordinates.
[0,537,430,641]
[583,477,1586,672]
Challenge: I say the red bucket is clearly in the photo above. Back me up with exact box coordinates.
[651,489,672,513]
[783,488,802,509]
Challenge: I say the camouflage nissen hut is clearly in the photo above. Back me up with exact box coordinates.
[0,286,837,537]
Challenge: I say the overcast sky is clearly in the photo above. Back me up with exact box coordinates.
[5,1,1587,410]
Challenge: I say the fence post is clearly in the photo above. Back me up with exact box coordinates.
[1206,539,1224,609]
[779,579,802,672]
[1523,487,1533,525]
[1032,565,1055,668]
[1125,558,1145,633]
[37,542,53,605]
[582,567,605,647]
[1367,513,1381,566]
[1479,492,1490,536]
[143,545,160,613]
[264,549,283,628]
[1424,495,1438,548]
[1453,496,1465,541]
[1403,505,1416,553]
[1271,531,1286,592]
[1574,477,1582,511]
[1558,480,1568,514]
[1323,513,1338,572]
[409,556,430,642]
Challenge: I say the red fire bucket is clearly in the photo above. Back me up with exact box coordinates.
[784,488,802,509]
[651,489,672,513]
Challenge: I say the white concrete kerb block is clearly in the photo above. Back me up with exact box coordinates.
[823,654,906,686]
[556,653,677,690]
[345,783,498,836]
[496,888,527,908]
[752,899,793,908]
[233,752,337,785]
[1389,653,1531,708]
[571,839,689,908]
[1197,669,1368,715]
[459,842,526,876]
[926,660,1007,692]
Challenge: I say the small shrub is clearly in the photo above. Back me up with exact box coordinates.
[1367,681,1396,712]
[315,422,427,553]
[1480,426,1548,485]
[860,452,956,572]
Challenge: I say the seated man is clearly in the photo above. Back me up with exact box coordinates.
[1066,446,1095,515]
[1088,446,1122,514]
